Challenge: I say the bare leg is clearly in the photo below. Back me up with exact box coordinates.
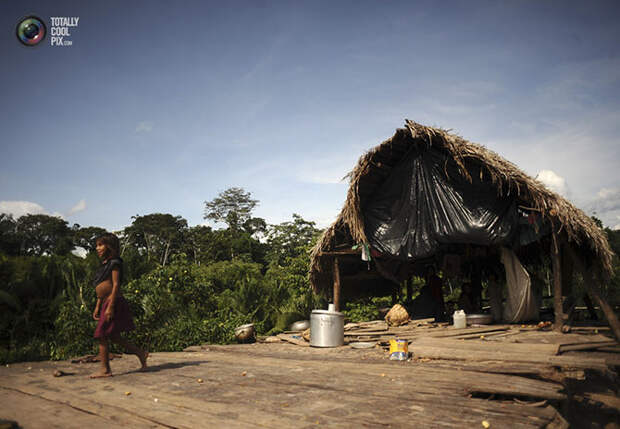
[111,334,148,370]
[90,337,112,378]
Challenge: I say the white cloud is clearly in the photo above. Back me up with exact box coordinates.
[135,121,153,133]
[0,200,47,218]
[586,187,620,229]
[535,170,569,197]
[595,187,620,207]
[310,214,338,229]
[67,199,86,216]
[0,200,66,219]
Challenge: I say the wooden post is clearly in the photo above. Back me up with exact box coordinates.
[583,271,620,342]
[565,244,620,342]
[333,257,341,312]
[551,232,564,332]
[561,242,575,321]
[582,293,598,321]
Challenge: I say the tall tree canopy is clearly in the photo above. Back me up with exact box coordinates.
[0,214,20,255]
[71,225,108,253]
[14,214,74,256]
[266,214,321,265]
[204,187,259,230]
[123,213,188,266]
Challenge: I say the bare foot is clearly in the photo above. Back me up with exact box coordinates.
[89,371,112,379]
[138,351,149,370]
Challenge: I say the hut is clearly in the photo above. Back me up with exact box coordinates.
[309,120,618,339]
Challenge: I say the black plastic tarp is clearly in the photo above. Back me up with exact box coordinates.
[364,148,518,259]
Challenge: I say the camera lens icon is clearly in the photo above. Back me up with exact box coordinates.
[16,16,46,46]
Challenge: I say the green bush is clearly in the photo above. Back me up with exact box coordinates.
[50,300,97,360]
[343,296,392,322]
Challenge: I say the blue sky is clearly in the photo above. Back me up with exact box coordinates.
[1,0,619,231]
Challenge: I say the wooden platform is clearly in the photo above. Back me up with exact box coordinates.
[1,325,619,428]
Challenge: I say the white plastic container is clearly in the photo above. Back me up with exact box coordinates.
[453,310,467,329]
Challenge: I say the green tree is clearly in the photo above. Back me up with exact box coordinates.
[204,187,259,230]
[123,214,188,266]
[184,225,215,265]
[72,225,108,253]
[15,214,74,256]
[203,188,268,262]
[0,214,20,255]
[266,214,321,266]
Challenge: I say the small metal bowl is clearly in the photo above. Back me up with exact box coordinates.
[466,314,493,325]
[289,320,310,331]
[234,323,255,342]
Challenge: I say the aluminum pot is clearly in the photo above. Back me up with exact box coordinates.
[310,309,344,347]
[466,314,493,325]
[289,320,310,332]
[234,323,255,342]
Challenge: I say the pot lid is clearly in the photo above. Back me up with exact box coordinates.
[311,309,344,316]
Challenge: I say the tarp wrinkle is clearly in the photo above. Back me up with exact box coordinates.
[364,148,518,259]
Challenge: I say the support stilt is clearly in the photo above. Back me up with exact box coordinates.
[333,257,341,312]
[551,232,565,332]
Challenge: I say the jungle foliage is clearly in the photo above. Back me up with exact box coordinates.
[0,189,324,363]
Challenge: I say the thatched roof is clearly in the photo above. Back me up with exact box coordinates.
[310,120,613,293]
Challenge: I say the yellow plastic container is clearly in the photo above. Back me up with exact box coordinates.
[389,339,408,360]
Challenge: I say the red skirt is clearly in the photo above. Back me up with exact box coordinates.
[94,296,136,339]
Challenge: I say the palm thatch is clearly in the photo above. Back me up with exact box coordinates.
[310,120,613,293]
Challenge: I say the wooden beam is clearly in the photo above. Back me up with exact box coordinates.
[551,232,564,332]
[319,250,361,256]
[333,256,341,312]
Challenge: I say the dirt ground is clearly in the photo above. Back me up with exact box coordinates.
[1,331,619,428]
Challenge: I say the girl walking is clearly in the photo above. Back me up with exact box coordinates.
[90,233,147,378]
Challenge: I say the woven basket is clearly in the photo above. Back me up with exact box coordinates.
[385,304,409,327]
[302,328,311,342]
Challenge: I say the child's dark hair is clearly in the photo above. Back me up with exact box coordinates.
[96,232,120,259]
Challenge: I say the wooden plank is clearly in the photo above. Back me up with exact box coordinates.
[424,360,556,376]
[211,349,566,401]
[276,333,309,347]
[407,344,610,370]
[569,326,610,332]
[583,392,620,410]
[0,386,140,429]
[558,340,618,353]
[427,326,510,338]
[1,383,177,428]
[451,330,517,340]
[598,346,620,353]
[412,337,560,355]
[344,330,389,336]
